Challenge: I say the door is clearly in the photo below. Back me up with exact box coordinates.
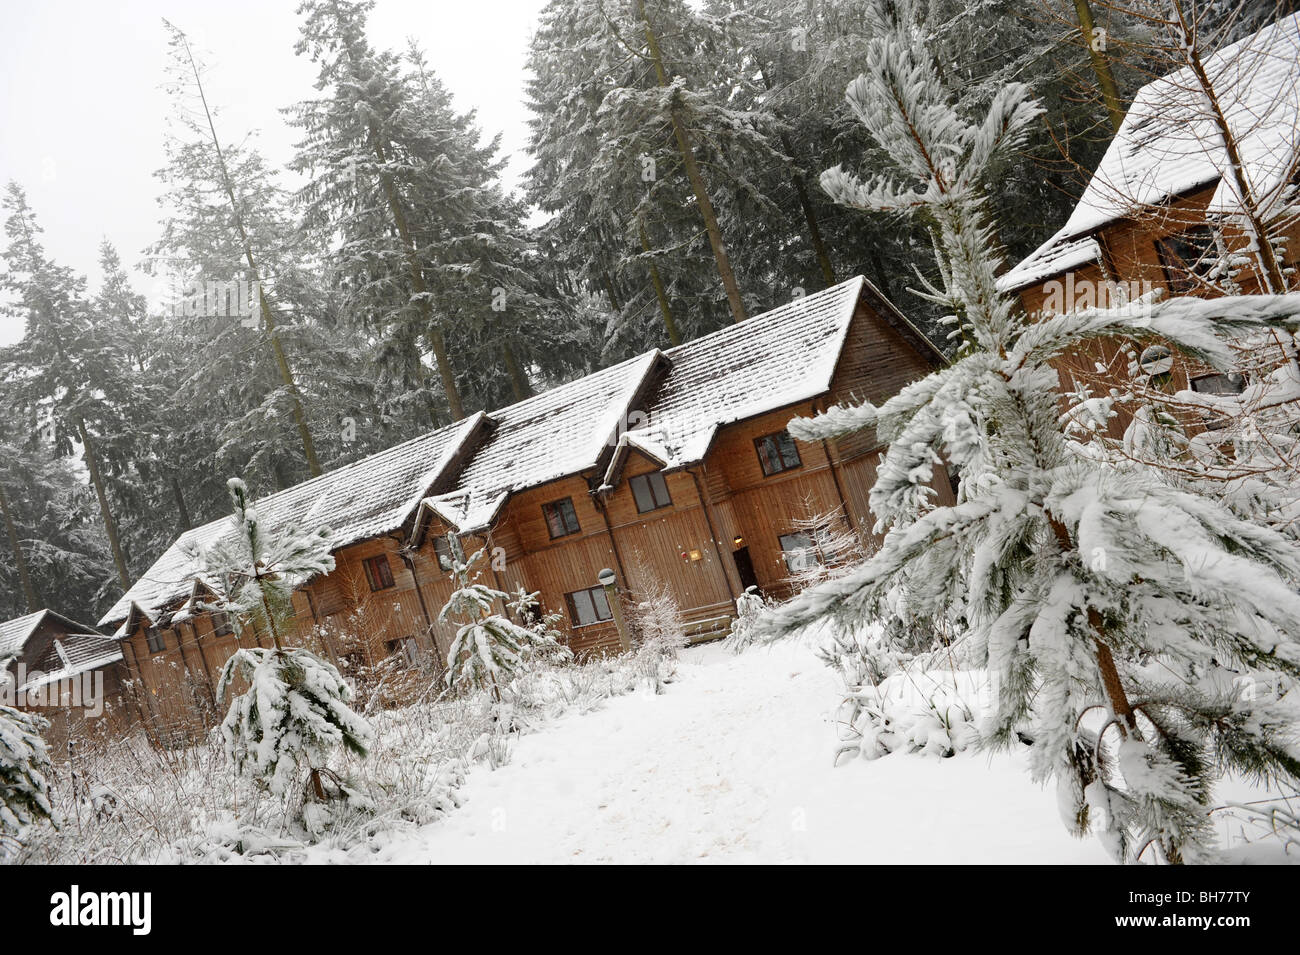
[732,546,760,594]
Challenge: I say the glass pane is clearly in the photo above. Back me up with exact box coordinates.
[758,437,780,475]
[777,432,801,468]
[544,503,565,537]
[631,475,656,512]
[571,590,596,626]
[560,499,579,534]
[591,586,612,621]
[650,472,671,507]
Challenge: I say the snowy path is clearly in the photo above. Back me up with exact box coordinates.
[383,642,1111,864]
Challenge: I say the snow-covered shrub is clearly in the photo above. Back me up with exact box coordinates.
[724,586,769,654]
[440,548,571,701]
[624,577,686,692]
[216,647,374,802]
[0,698,54,852]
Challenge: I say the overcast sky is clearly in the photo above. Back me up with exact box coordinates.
[0,0,549,346]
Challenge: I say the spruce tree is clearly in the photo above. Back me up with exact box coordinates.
[756,0,1300,863]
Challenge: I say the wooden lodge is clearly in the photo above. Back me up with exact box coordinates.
[0,609,133,746]
[98,276,951,734]
[996,12,1300,434]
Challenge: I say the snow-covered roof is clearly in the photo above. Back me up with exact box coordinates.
[105,276,927,628]
[0,609,103,660]
[98,413,489,628]
[639,276,871,466]
[996,228,1103,294]
[1060,13,1300,241]
[17,633,124,693]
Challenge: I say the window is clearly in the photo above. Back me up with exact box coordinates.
[543,497,581,538]
[385,636,420,666]
[755,431,802,476]
[363,554,396,591]
[211,612,234,637]
[433,536,455,571]
[779,532,823,575]
[1190,372,1245,396]
[564,585,613,628]
[145,626,166,653]
[629,471,672,513]
[1155,227,1217,294]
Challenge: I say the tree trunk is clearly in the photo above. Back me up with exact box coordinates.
[76,417,131,591]
[170,474,192,534]
[639,215,683,346]
[636,0,747,324]
[0,481,41,612]
[502,343,532,402]
[1071,0,1126,133]
[174,28,323,476]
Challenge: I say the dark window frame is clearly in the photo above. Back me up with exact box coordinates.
[1154,226,1217,295]
[144,626,166,653]
[1190,372,1246,396]
[564,585,613,628]
[755,430,803,477]
[363,554,396,592]
[629,471,673,513]
[433,536,455,571]
[543,497,581,539]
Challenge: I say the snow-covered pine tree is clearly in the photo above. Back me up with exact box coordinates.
[0,184,143,594]
[0,682,54,846]
[196,478,372,803]
[756,0,1300,863]
[438,547,570,700]
[723,586,768,654]
[291,0,562,421]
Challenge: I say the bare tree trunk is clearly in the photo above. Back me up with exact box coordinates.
[0,481,41,612]
[170,474,192,534]
[76,417,131,591]
[173,27,323,476]
[636,0,747,324]
[639,215,683,345]
[1072,0,1126,133]
[502,343,532,402]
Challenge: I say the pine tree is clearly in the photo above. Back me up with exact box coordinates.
[0,184,136,592]
[439,546,570,700]
[757,0,1300,863]
[162,20,323,477]
[196,478,372,803]
[0,691,54,847]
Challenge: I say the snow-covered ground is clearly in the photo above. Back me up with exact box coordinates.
[380,641,1112,864]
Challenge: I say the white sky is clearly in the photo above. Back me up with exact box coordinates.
[0,0,548,346]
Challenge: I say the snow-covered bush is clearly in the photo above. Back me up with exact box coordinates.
[439,548,571,701]
[0,696,54,852]
[758,0,1300,864]
[724,586,769,654]
[216,647,374,805]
